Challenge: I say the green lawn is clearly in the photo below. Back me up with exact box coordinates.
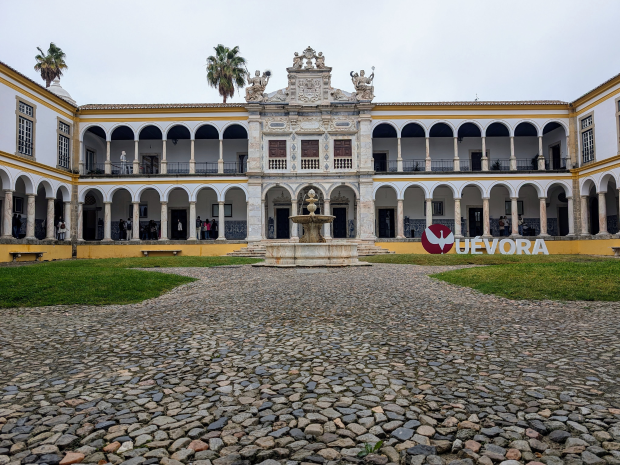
[0,256,261,308]
[362,254,620,301]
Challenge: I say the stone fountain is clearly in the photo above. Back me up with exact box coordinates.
[256,190,370,267]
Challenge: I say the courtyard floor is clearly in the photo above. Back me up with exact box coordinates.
[1,264,620,465]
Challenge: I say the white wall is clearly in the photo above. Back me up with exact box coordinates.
[577,82,620,163]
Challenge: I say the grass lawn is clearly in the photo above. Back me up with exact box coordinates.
[0,256,261,308]
[362,254,620,301]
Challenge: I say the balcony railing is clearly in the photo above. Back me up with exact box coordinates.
[301,158,320,170]
[516,158,537,171]
[269,158,287,170]
[459,159,471,172]
[139,163,159,175]
[402,160,426,172]
[489,159,510,171]
[224,161,247,174]
[334,158,353,169]
[431,159,453,172]
[110,162,133,175]
[167,162,190,174]
[374,160,398,172]
[85,163,106,175]
[195,162,219,174]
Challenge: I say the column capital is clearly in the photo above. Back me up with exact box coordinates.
[132,200,140,204]
[538,196,547,201]
[482,197,490,200]
[454,197,461,201]
[425,197,432,201]
[218,200,225,205]
[63,200,71,204]
[160,201,168,205]
[189,200,196,205]
[27,193,35,198]
[103,201,112,205]
[510,196,519,200]
[3,189,14,193]
[46,197,56,200]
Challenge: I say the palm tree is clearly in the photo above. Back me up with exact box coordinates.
[206,44,248,103]
[34,43,68,88]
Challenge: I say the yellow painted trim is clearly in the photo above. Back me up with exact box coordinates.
[78,107,248,116]
[0,76,75,118]
[76,243,242,259]
[572,86,620,116]
[373,104,569,111]
[571,155,620,173]
[0,151,77,183]
[78,115,248,123]
[78,178,247,186]
[0,243,73,263]
[371,114,569,120]
[373,175,575,182]
[571,74,620,109]
[576,161,620,178]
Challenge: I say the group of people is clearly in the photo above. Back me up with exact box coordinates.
[117,218,133,240]
[141,220,159,240]
[10,213,67,240]
[195,216,218,240]
[498,215,525,236]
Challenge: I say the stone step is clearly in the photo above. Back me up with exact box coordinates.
[227,242,394,257]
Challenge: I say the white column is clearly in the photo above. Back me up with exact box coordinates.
[454,198,462,237]
[581,196,590,235]
[105,140,111,175]
[396,198,405,239]
[132,202,140,240]
[511,197,519,237]
[77,202,84,241]
[63,201,71,241]
[160,201,168,240]
[323,199,331,239]
[246,201,250,240]
[537,136,545,170]
[218,139,224,174]
[397,137,403,172]
[567,196,575,236]
[217,200,225,240]
[189,201,196,240]
[190,139,195,174]
[26,194,36,239]
[425,198,432,228]
[46,198,55,240]
[261,198,266,239]
[539,197,549,236]
[481,136,488,171]
[453,137,459,171]
[482,197,491,238]
[356,199,361,239]
[103,201,112,241]
[425,137,431,171]
[133,139,139,174]
[509,136,516,170]
[79,140,85,175]
[1,190,13,238]
[291,200,298,240]
[597,192,608,235]
[161,139,167,174]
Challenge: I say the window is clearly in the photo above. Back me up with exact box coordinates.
[268,140,286,157]
[334,139,352,158]
[505,200,524,215]
[301,140,319,157]
[580,113,594,164]
[424,201,444,216]
[17,100,35,157]
[57,119,71,169]
[86,149,96,171]
[212,204,232,217]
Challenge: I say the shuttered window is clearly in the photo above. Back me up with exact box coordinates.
[301,140,319,157]
[334,139,352,157]
[269,140,287,158]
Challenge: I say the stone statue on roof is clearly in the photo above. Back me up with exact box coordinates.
[350,67,375,101]
[245,70,271,102]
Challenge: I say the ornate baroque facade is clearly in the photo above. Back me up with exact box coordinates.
[1,47,620,259]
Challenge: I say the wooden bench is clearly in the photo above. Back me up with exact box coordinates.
[141,250,181,257]
[10,251,46,262]
[612,247,620,258]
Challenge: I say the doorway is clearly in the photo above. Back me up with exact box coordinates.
[374,153,387,172]
[83,210,97,240]
[558,206,569,236]
[142,155,159,174]
[589,197,599,234]
[276,208,290,239]
[170,209,187,240]
[471,152,482,172]
[550,144,561,170]
[469,208,483,236]
[378,208,395,238]
[333,207,347,238]
[238,154,247,173]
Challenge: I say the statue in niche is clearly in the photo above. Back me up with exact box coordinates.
[245,70,271,102]
[350,67,375,100]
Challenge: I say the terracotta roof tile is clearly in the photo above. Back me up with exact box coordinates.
[374,100,567,106]
[78,102,246,110]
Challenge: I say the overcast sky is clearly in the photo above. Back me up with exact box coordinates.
[1,0,619,106]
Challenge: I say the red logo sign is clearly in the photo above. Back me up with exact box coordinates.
[422,224,455,254]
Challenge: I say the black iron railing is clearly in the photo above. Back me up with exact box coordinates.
[431,159,454,172]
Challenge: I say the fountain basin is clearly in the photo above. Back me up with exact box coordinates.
[254,242,371,267]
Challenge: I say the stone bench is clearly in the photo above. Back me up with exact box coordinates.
[141,250,181,257]
[612,247,620,258]
[9,251,46,262]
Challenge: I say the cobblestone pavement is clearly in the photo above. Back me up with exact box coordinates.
[1,264,620,465]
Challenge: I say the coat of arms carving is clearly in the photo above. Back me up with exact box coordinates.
[297,78,321,102]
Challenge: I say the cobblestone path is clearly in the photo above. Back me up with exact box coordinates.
[1,264,620,465]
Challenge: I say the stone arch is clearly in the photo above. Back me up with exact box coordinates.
[542,120,569,136]
[580,178,596,196]
[37,179,54,198]
[80,124,108,141]
[164,185,191,202]
[373,182,399,200]
[163,122,192,138]
[400,121,427,137]
[513,120,541,137]
[484,121,511,137]
[457,121,483,137]
[401,182,430,199]
[222,123,248,139]
[487,181,516,198]
[134,185,163,202]
[110,124,136,140]
[0,167,12,190]
[429,182,458,199]
[138,124,164,140]
[194,123,220,139]
[79,186,106,203]
[517,181,544,198]
[14,173,35,195]
[327,182,359,198]
[459,182,485,198]
[372,122,399,138]
[56,184,71,200]
[191,184,219,202]
[598,172,616,193]
[545,181,572,198]
[220,184,248,202]
[429,121,455,137]
[108,186,134,203]
[263,183,295,201]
